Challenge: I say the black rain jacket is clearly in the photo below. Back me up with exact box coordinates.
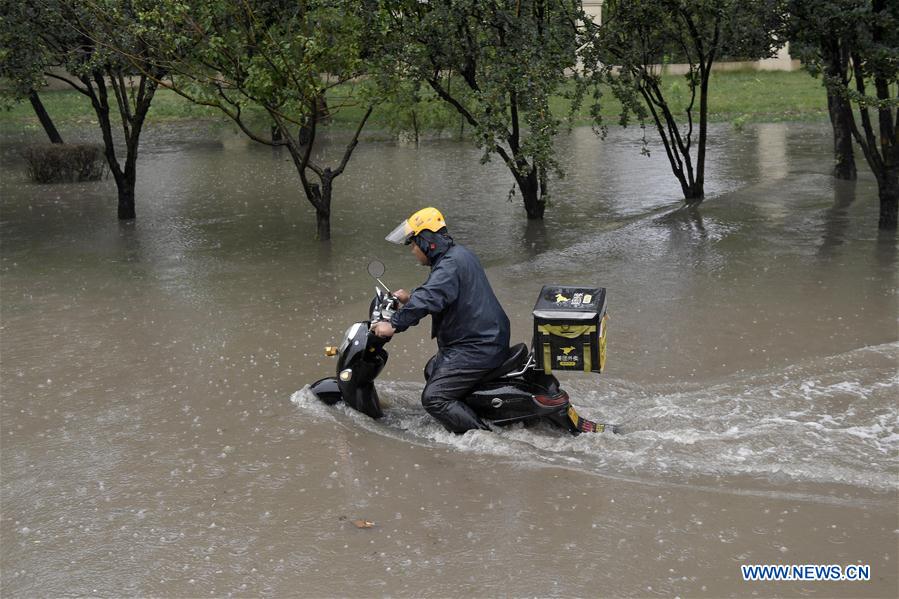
[390,233,510,371]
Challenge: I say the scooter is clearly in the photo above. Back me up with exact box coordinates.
[308,261,618,434]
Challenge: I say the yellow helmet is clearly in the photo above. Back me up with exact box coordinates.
[385,207,447,244]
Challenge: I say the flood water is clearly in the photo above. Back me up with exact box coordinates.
[1,121,897,597]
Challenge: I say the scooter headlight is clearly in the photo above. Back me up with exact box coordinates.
[339,368,352,382]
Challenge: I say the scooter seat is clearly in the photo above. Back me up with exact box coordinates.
[481,343,529,382]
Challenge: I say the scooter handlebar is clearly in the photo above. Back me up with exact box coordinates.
[370,289,399,323]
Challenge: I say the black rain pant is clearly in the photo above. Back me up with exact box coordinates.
[422,356,491,434]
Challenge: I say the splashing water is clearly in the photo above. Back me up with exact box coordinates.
[293,342,898,492]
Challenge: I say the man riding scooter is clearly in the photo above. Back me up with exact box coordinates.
[370,207,510,433]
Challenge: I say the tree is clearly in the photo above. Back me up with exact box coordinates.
[375,81,463,144]
[3,0,164,219]
[374,0,593,219]
[123,0,375,240]
[789,2,863,181]
[587,0,786,203]
[790,0,898,229]
[1,2,64,143]
[25,91,65,144]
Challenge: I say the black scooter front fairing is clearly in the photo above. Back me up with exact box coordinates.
[310,321,389,418]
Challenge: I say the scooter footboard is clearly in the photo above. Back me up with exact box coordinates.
[310,377,384,419]
[310,377,342,405]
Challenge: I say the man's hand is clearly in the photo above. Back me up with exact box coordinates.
[371,321,396,338]
[393,289,411,305]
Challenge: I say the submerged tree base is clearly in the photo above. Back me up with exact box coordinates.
[879,185,898,230]
[23,144,105,183]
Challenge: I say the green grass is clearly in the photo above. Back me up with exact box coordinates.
[693,70,829,122]
[0,87,227,125]
[0,70,828,134]
[323,70,830,129]
[546,70,828,126]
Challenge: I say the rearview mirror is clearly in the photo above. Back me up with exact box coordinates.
[367,260,385,279]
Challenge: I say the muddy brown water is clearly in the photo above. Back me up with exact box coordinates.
[1,122,897,597]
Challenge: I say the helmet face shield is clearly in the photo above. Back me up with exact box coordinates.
[386,207,446,245]
[385,220,414,245]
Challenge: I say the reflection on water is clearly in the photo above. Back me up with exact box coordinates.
[519,219,551,258]
[819,179,858,257]
[653,205,708,239]
[755,123,789,181]
[877,227,899,266]
[1,121,897,597]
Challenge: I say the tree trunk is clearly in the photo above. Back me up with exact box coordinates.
[828,88,857,180]
[683,183,704,206]
[91,81,128,213]
[684,63,709,206]
[298,122,312,146]
[821,38,857,180]
[878,168,898,230]
[283,104,370,242]
[28,90,64,144]
[695,66,710,202]
[315,175,333,240]
[518,168,545,219]
[119,147,138,220]
[315,94,331,124]
[315,211,331,240]
[88,71,157,221]
[823,48,856,180]
[117,182,136,220]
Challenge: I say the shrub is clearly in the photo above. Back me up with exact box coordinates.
[22,143,105,183]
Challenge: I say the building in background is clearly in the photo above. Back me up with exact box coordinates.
[580,0,797,73]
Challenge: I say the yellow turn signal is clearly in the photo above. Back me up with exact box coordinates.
[324,346,338,357]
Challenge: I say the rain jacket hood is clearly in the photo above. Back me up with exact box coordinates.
[414,229,454,265]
